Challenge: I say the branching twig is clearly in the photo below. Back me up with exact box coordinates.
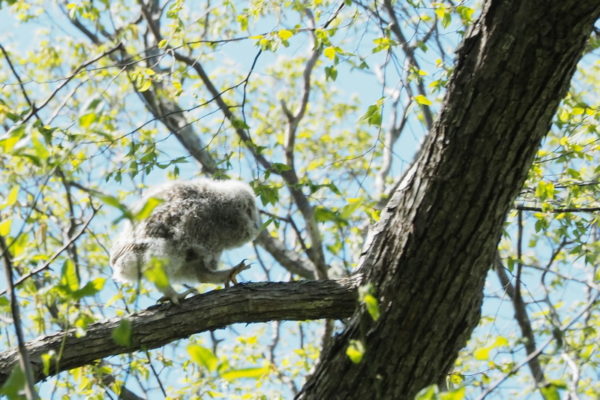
[18,42,124,126]
[0,209,98,296]
[0,44,42,122]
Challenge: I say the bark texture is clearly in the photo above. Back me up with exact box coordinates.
[298,1,600,399]
[0,279,358,386]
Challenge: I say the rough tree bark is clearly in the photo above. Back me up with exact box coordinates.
[298,1,600,399]
[0,279,358,385]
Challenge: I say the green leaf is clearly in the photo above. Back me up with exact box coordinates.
[137,78,152,92]
[540,384,560,400]
[440,387,466,400]
[473,347,490,360]
[535,181,555,200]
[360,103,382,127]
[41,351,55,376]
[0,219,11,236]
[133,197,163,222]
[323,46,336,60]
[187,344,218,372]
[271,162,291,172]
[144,257,171,291]
[372,37,396,53]
[277,29,293,40]
[493,336,509,347]
[415,385,438,400]
[346,340,365,363]
[314,206,339,223]
[456,6,474,23]
[325,65,337,81]
[31,134,50,160]
[112,319,132,347]
[236,15,248,31]
[99,194,123,208]
[340,198,362,219]
[359,284,380,321]
[253,183,279,206]
[60,259,79,292]
[0,134,21,152]
[99,195,133,221]
[72,278,106,300]
[362,294,380,321]
[414,94,432,106]
[220,366,270,381]
[78,112,97,128]
[0,365,26,398]
[1,186,20,209]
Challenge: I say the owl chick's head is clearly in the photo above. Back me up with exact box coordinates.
[208,179,261,234]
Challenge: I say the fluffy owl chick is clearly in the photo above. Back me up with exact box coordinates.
[110,178,261,303]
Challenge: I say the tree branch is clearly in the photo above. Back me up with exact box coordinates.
[0,278,359,387]
[495,256,546,386]
[382,0,434,130]
[254,231,316,279]
[515,205,600,213]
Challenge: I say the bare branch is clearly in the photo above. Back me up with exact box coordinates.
[495,255,546,386]
[376,94,411,197]
[382,0,434,130]
[254,231,316,279]
[0,44,41,122]
[0,278,359,387]
[515,205,600,213]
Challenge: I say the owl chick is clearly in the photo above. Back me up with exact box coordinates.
[110,178,261,303]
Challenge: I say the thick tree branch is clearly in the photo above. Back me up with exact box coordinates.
[0,278,359,387]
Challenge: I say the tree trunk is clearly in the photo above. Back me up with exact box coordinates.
[298,1,600,398]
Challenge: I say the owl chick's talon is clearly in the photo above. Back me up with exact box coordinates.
[225,260,251,288]
[157,287,198,305]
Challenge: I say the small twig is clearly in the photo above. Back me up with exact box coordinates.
[0,44,42,122]
[515,205,600,213]
[18,42,124,126]
[382,0,433,130]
